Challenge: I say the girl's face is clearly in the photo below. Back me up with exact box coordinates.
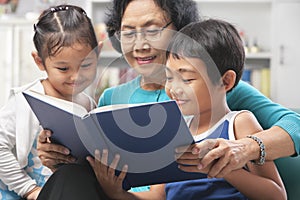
[41,43,97,100]
[120,0,175,78]
[165,56,223,116]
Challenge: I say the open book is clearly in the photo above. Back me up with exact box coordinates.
[23,90,207,190]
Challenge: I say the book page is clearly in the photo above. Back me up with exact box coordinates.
[23,90,88,118]
[90,102,153,114]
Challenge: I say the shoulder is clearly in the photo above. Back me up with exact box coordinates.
[98,76,141,106]
[227,80,260,99]
[10,79,44,96]
[233,110,263,139]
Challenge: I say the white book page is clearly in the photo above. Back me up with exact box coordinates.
[24,90,88,117]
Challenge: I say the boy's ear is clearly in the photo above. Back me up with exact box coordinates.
[221,70,236,92]
[31,51,45,71]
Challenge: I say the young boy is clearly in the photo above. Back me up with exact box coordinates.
[88,19,286,200]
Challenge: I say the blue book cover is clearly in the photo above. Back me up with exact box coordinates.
[23,90,208,190]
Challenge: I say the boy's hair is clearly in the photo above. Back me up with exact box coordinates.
[33,5,98,62]
[105,0,200,53]
[167,19,245,90]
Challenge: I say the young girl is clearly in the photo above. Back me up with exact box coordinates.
[87,19,287,200]
[0,5,99,200]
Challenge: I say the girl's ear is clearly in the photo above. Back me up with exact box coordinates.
[221,70,236,92]
[31,51,45,71]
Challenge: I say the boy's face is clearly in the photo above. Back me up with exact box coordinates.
[165,56,222,116]
[42,43,97,99]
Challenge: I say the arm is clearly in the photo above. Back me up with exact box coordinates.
[227,81,298,157]
[37,130,76,171]
[0,95,38,197]
[192,81,298,177]
[225,111,286,200]
[176,112,287,199]
[87,150,165,200]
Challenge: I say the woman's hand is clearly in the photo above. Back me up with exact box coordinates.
[37,129,76,171]
[87,149,128,199]
[176,138,252,178]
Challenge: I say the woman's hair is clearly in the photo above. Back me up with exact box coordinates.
[167,19,245,90]
[105,0,200,53]
[33,5,98,62]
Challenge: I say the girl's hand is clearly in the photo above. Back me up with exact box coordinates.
[87,149,128,199]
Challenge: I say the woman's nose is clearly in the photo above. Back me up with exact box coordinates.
[133,36,151,51]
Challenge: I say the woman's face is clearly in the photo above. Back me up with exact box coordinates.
[120,0,175,78]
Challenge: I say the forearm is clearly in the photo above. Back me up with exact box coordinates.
[0,149,37,197]
[225,168,286,200]
[253,126,295,161]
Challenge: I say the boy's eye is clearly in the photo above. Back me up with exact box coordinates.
[183,79,194,83]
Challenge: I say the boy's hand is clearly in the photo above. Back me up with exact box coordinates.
[87,149,128,199]
[37,129,76,171]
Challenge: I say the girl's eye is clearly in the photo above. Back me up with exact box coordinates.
[166,77,173,82]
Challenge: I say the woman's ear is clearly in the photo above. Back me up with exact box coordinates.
[221,70,236,92]
[31,51,45,71]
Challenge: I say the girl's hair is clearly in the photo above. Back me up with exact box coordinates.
[167,19,245,90]
[105,0,200,53]
[33,5,98,62]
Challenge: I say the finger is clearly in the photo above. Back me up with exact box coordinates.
[175,152,198,160]
[110,154,120,170]
[192,139,218,158]
[38,150,75,164]
[37,142,70,155]
[176,158,199,166]
[87,155,96,169]
[116,164,128,183]
[178,164,205,174]
[175,145,193,153]
[107,154,120,178]
[38,129,52,143]
[101,149,109,166]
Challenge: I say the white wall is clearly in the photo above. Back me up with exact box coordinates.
[15,0,87,16]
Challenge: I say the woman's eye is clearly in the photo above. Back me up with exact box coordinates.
[57,67,68,71]
[121,30,136,38]
[146,29,160,36]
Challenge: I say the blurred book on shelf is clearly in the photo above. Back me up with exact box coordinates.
[241,67,270,97]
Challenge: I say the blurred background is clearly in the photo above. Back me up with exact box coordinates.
[0,0,299,109]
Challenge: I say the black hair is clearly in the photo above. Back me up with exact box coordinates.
[33,4,98,62]
[105,0,200,53]
[167,19,245,90]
